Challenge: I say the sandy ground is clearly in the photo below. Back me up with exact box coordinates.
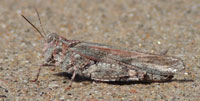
[0,0,199,100]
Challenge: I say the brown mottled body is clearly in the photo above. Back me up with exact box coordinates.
[22,9,185,86]
[61,42,184,83]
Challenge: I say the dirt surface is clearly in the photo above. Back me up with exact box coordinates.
[0,0,199,100]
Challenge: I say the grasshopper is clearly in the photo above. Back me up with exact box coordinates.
[22,9,185,87]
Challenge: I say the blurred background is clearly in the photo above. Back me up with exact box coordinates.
[0,0,199,100]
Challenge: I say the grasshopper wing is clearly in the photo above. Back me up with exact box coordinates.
[71,42,185,81]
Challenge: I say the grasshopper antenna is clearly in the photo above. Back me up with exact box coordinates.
[34,7,47,36]
[21,15,45,39]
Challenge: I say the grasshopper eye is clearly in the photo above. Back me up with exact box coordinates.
[46,33,59,43]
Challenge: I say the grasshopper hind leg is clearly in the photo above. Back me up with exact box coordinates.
[82,62,141,82]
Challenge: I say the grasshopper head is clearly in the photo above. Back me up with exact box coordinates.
[43,33,66,66]
[21,14,66,66]
[45,33,59,43]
